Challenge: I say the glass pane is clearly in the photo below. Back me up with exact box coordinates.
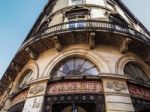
[19,71,32,88]
[82,60,94,71]
[66,59,75,71]
[75,58,85,71]
[53,70,66,78]
[135,66,143,78]
[59,64,70,74]
[124,67,134,79]
[52,57,99,78]
[124,63,150,85]
[84,67,99,76]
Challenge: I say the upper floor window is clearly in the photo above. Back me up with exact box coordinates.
[51,57,99,78]
[71,0,85,5]
[124,63,150,85]
[19,70,33,89]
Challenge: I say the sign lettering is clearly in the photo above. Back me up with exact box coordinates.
[47,81,102,95]
[128,85,150,99]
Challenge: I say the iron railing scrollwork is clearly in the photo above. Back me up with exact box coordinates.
[21,20,150,49]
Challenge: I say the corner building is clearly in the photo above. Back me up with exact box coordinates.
[0,0,150,112]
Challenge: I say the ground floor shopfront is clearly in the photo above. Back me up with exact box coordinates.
[8,78,150,112]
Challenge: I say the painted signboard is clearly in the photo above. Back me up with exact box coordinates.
[12,90,28,106]
[128,84,150,99]
[47,81,102,95]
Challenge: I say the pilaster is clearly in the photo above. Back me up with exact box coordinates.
[101,74,135,112]
[22,80,48,112]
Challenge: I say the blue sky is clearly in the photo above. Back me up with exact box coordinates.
[0,0,150,79]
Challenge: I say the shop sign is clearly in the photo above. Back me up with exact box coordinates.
[47,81,102,95]
[128,85,150,99]
[12,90,28,106]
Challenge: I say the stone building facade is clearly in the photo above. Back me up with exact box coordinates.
[0,0,150,112]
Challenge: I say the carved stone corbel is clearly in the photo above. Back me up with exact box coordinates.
[89,32,96,49]
[52,35,62,52]
[4,73,13,82]
[25,47,39,60]
[11,62,21,73]
[119,38,132,53]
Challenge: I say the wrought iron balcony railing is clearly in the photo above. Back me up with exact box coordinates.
[21,20,150,49]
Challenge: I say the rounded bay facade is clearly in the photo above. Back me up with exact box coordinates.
[0,0,150,112]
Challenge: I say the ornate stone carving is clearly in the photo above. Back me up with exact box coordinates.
[52,35,62,52]
[89,32,95,49]
[107,82,127,91]
[30,85,45,95]
[25,47,39,60]
[119,38,132,53]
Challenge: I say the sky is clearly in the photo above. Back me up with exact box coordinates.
[0,0,150,79]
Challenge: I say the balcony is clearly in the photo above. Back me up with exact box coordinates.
[21,20,150,50]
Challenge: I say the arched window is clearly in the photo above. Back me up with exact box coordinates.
[51,57,99,78]
[19,70,33,89]
[124,63,150,85]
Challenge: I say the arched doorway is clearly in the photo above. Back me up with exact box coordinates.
[52,103,95,112]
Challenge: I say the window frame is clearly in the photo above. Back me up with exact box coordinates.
[71,0,86,5]
[51,57,100,78]
[124,63,150,86]
[19,70,33,89]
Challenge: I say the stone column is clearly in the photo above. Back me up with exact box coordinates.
[22,80,48,112]
[101,74,135,112]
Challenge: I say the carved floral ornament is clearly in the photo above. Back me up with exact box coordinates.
[107,81,127,91]
[29,85,45,95]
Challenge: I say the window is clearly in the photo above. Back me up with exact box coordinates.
[68,16,86,29]
[19,70,33,89]
[51,57,99,78]
[65,8,89,29]
[124,63,150,85]
[71,0,85,5]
